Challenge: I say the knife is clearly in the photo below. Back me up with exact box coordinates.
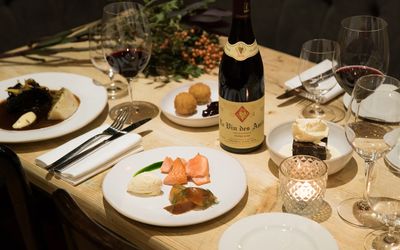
[48,118,151,174]
[276,85,307,99]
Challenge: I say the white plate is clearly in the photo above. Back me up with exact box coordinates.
[386,144,400,170]
[266,121,353,175]
[0,72,107,143]
[342,86,400,123]
[102,146,247,227]
[161,80,218,127]
[219,212,338,250]
[342,93,351,109]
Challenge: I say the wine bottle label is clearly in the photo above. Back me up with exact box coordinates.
[219,96,265,149]
[224,40,259,61]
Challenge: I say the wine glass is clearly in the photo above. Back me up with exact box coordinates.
[88,23,127,99]
[102,2,158,123]
[337,75,400,228]
[335,15,389,96]
[298,39,343,122]
[364,161,400,249]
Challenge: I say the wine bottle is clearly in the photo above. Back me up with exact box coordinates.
[218,0,265,153]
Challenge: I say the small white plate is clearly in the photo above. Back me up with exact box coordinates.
[102,146,247,227]
[266,121,353,175]
[0,72,107,143]
[386,144,400,170]
[342,86,400,123]
[219,212,338,250]
[342,93,351,109]
[161,80,218,127]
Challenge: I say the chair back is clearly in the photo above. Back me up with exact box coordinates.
[52,189,139,250]
[0,144,43,250]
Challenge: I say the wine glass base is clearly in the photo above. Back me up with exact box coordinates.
[109,101,159,124]
[337,197,384,228]
[365,230,400,250]
[106,80,128,100]
[302,103,345,122]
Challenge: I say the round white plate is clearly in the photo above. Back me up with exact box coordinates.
[0,72,107,143]
[386,143,400,170]
[161,80,218,127]
[342,93,351,109]
[219,212,338,250]
[266,121,353,175]
[102,146,247,227]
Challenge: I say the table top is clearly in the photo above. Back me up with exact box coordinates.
[0,41,369,250]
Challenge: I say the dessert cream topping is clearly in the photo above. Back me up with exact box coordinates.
[292,118,329,143]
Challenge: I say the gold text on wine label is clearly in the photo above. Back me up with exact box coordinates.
[224,40,259,61]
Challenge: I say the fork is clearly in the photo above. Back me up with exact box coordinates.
[45,108,130,170]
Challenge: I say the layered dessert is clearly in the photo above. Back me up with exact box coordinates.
[292,118,329,160]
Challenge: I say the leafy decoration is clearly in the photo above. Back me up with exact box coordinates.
[0,0,224,82]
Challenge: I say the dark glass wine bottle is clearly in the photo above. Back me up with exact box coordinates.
[218,0,265,153]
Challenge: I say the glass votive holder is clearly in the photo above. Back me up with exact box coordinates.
[279,155,328,217]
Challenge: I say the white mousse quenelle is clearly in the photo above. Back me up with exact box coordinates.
[127,173,163,196]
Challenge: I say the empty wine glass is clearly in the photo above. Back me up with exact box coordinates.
[102,2,158,123]
[364,160,400,249]
[337,75,400,228]
[298,39,343,122]
[88,23,127,99]
[335,15,389,96]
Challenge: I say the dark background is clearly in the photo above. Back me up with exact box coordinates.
[1,0,399,77]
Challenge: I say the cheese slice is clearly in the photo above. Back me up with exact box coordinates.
[48,88,79,120]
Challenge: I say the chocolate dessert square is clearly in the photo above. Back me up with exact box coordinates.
[292,137,328,160]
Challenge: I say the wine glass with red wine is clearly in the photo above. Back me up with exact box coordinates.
[89,23,127,99]
[102,2,158,123]
[337,75,400,229]
[335,15,389,96]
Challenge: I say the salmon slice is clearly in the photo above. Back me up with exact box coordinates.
[163,158,188,185]
[191,175,210,186]
[160,156,173,173]
[186,153,209,178]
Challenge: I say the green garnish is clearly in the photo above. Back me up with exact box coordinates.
[133,161,163,176]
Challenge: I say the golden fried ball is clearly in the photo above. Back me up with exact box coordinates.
[188,82,211,105]
[174,92,197,116]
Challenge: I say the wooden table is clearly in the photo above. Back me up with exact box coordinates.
[0,42,370,250]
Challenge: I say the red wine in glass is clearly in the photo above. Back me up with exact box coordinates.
[106,48,149,78]
[335,65,384,94]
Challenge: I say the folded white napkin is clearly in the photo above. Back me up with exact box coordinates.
[284,60,344,104]
[35,124,143,185]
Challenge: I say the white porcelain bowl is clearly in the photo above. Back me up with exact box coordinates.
[266,121,353,175]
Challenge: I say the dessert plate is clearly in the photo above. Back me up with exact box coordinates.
[219,212,338,250]
[102,146,247,227]
[266,121,353,175]
[0,72,107,143]
[161,80,218,127]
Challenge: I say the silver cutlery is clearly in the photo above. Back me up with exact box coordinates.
[45,109,129,170]
[48,117,151,174]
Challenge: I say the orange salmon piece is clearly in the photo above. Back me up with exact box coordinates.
[186,153,209,178]
[191,175,210,186]
[163,158,188,185]
[160,156,173,173]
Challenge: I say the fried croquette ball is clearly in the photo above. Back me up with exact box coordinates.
[174,92,197,115]
[188,82,211,105]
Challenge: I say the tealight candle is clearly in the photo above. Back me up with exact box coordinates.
[279,155,327,217]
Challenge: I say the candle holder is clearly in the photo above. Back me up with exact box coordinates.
[279,155,328,217]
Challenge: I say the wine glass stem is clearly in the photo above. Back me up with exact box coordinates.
[363,160,375,203]
[126,77,139,112]
[108,68,114,81]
